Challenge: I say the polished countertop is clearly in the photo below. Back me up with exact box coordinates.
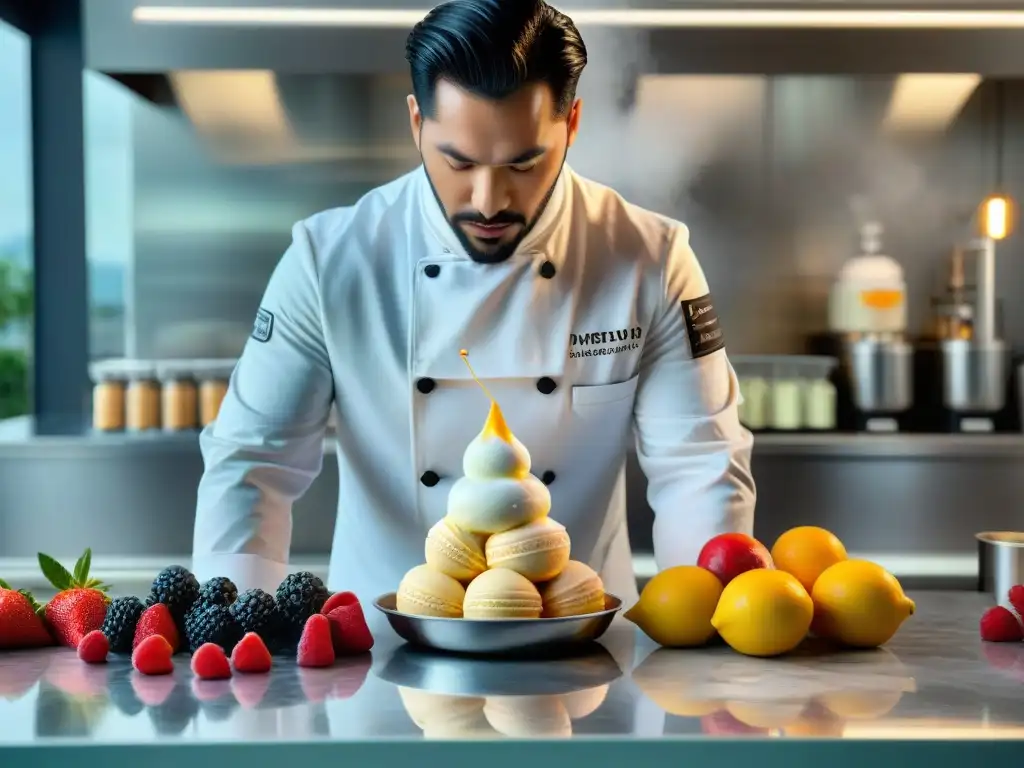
[0,591,1022,766]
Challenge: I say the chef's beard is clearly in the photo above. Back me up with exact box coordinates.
[422,154,567,265]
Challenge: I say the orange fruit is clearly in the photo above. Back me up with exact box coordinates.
[770,526,848,593]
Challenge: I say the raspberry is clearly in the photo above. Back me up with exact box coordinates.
[132,634,174,675]
[134,603,181,653]
[230,632,272,674]
[191,643,232,680]
[297,614,335,668]
[321,591,357,615]
[980,605,1023,642]
[1008,585,1024,620]
[77,629,109,664]
[326,601,374,655]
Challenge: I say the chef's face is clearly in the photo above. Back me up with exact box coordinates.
[408,79,582,263]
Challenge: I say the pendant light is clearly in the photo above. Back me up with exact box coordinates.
[979,80,1014,240]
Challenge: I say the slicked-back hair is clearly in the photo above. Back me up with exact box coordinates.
[405,0,587,119]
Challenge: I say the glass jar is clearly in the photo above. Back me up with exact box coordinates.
[192,359,237,427]
[123,361,161,432]
[770,378,803,431]
[89,360,127,432]
[803,378,837,430]
[157,361,198,432]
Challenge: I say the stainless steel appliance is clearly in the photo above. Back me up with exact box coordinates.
[840,335,914,432]
[933,239,1013,433]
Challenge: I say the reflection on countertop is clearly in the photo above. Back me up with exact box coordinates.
[1,591,1023,750]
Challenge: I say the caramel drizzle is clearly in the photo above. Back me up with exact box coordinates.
[460,349,513,443]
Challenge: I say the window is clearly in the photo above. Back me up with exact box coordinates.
[0,20,32,421]
[84,71,132,359]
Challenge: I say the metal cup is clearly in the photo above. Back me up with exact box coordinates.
[976,531,1024,608]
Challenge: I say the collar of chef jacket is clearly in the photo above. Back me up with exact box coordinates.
[416,163,572,263]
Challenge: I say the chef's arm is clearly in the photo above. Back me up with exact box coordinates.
[192,221,335,593]
[633,225,756,570]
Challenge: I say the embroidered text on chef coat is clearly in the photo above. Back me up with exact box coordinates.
[568,326,643,359]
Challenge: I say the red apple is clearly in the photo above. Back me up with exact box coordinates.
[697,533,773,586]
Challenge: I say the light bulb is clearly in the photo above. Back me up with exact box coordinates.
[979,194,1013,240]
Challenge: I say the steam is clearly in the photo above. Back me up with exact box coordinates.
[566,29,765,218]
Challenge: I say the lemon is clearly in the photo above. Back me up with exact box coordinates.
[624,565,723,647]
[770,526,848,593]
[811,559,915,648]
[711,569,813,657]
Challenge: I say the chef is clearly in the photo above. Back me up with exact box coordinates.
[191,0,756,610]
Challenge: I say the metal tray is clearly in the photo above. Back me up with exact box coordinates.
[373,592,622,656]
[377,642,623,697]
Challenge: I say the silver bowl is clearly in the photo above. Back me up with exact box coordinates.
[373,592,622,656]
[377,642,623,697]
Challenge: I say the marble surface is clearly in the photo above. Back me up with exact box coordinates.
[0,591,1022,747]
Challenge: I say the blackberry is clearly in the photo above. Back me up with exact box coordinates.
[148,565,200,626]
[100,596,146,654]
[275,572,328,643]
[183,602,244,654]
[229,589,281,646]
[197,577,238,608]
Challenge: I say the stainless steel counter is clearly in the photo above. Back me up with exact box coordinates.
[0,591,1021,767]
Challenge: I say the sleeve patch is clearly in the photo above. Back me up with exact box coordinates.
[252,307,274,343]
[681,293,725,359]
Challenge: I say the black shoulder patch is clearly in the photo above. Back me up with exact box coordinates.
[681,293,725,359]
[252,307,274,343]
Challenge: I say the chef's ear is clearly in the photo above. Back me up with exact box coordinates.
[566,98,583,148]
[407,95,423,151]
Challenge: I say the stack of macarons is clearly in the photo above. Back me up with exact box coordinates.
[396,396,605,621]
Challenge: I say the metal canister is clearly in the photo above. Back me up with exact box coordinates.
[977,532,1024,608]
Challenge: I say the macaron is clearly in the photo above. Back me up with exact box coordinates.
[396,564,466,618]
[540,561,606,618]
[463,568,542,620]
[425,517,487,582]
[485,518,571,582]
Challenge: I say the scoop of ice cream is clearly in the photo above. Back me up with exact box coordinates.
[463,568,543,619]
[485,517,571,582]
[540,561,606,618]
[425,518,487,583]
[396,564,466,618]
[447,400,551,535]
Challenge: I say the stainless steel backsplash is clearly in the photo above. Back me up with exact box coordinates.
[104,72,1024,360]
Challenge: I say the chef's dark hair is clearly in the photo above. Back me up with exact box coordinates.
[405,0,587,118]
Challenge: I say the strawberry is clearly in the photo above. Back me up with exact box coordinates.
[321,591,358,615]
[77,629,109,664]
[230,632,272,674]
[297,613,335,668]
[980,605,1023,642]
[1008,585,1024,619]
[326,601,374,655]
[38,549,110,649]
[132,633,175,675]
[133,603,180,653]
[191,643,232,680]
[0,578,53,649]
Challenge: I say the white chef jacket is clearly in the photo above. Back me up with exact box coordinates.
[191,163,755,611]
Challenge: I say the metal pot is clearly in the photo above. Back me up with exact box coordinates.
[941,339,1009,413]
[842,336,913,413]
[977,531,1024,607]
